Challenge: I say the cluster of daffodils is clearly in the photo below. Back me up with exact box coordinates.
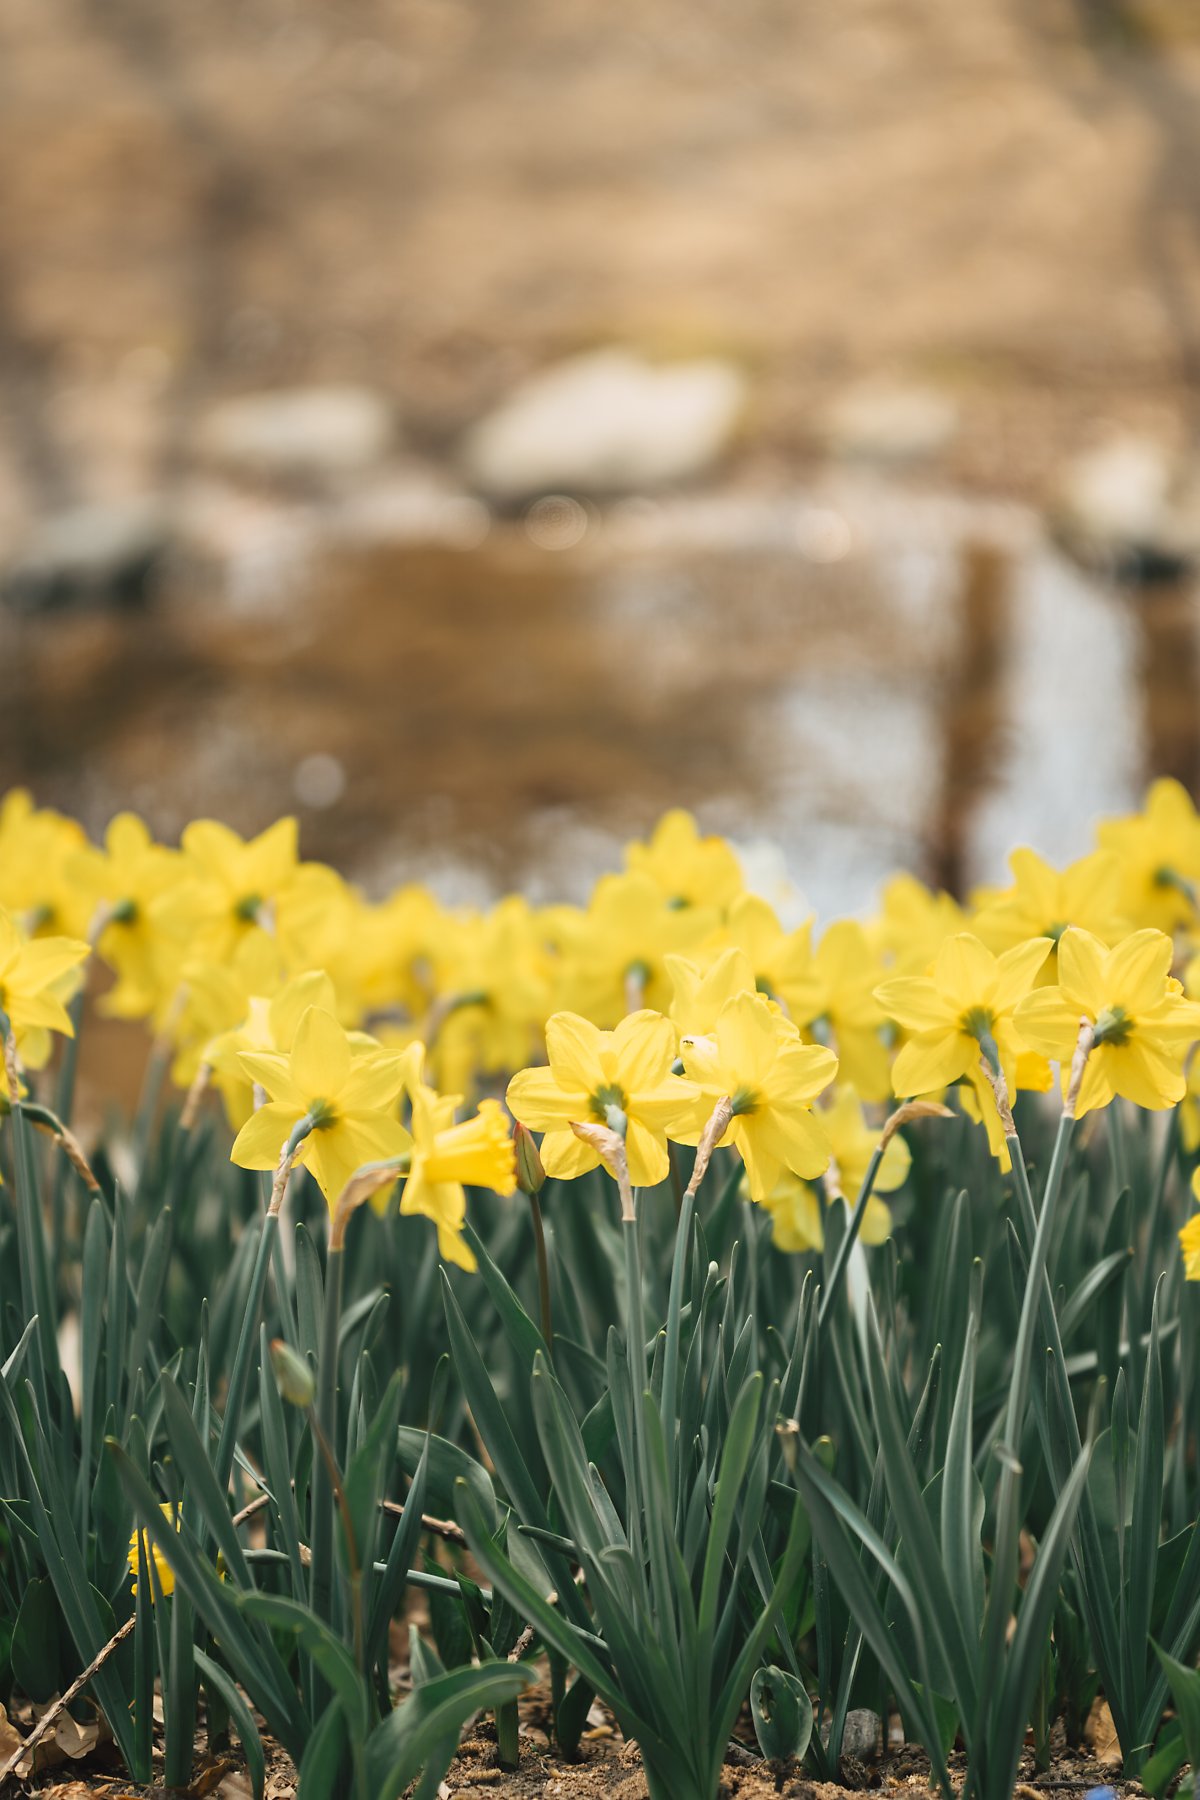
[8,781,1200,1268]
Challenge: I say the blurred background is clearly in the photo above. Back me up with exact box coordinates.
[3,0,1200,918]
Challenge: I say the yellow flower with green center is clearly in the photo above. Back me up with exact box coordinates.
[506,1009,700,1187]
[723,896,823,1019]
[0,789,92,938]
[231,1005,411,1208]
[875,932,1051,1156]
[971,847,1126,975]
[0,906,90,1053]
[624,809,744,911]
[1014,926,1200,1116]
[797,920,892,1102]
[207,968,352,1129]
[128,1502,180,1599]
[398,1052,516,1270]
[677,990,837,1201]
[154,817,303,963]
[71,813,184,1020]
[1096,777,1200,934]
[554,872,718,1026]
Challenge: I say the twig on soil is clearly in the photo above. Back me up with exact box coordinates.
[0,1612,136,1784]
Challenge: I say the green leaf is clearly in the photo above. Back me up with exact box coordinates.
[1155,1641,1200,1770]
[364,1662,534,1800]
[196,1647,266,1800]
[395,1426,497,1537]
[297,1698,347,1800]
[239,1590,367,1745]
[1141,1727,1187,1800]
[463,1222,549,1368]
[751,1664,813,1762]
[11,1576,62,1702]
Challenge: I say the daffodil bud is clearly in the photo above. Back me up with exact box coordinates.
[270,1338,315,1408]
[513,1122,546,1196]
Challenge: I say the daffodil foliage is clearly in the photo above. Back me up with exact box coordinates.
[7,787,1200,1798]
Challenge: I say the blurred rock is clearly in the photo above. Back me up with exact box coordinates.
[1054,434,1200,578]
[825,379,959,464]
[197,385,394,485]
[840,1710,881,1761]
[4,498,170,610]
[460,348,747,499]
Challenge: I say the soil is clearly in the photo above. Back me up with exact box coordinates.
[3,1679,1140,1800]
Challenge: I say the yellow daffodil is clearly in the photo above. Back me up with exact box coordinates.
[751,1083,907,1252]
[723,896,823,1019]
[71,813,183,1019]
[128,1502,180,1599]
[796,921,892,1102]
[0,789,92,938]
[154,818,303,963]
[506,1009,699,1187]
[398,1052,516,1269]
[624,809,744,911]
[1181,1181,1200,1279]
[971,848,1126,975]
[206,968,346,1129]
[665,946,758,1038]
[677,990,837,1201]
[231,1005,410,1207]
[169,931,286,1091]
[876,932,1051,1158]
[870,872,967,975]
[755,1171,893,1253]
[1096,778,1200,934]
[0,906,90,1047]
[554,873,716,1026]
[1014,927,1200,1117]
[824,1082,911,1199]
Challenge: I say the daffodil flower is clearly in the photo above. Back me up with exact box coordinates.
[397,1055,516,1269]
[506,1009,699,1187]
[971,847,1127,976]
[128,1503,180,1600]
[677,990,837,1201]
[231,1005,410,1207]
[0,906,90,1052]
[1014,927,1200,1117]
[875,932,1051,1159]
[1096,777,1200,934]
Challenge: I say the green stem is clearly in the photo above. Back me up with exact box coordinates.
[131,1036,173,1191]
[310,1241,345,1629]
[49,989,84,1272]
[818,1143,885,1327]
[1109,1097,1129,1196]
[660,1182,696,1494]
[1139,1106,1179,1328]
[215,1114,314,1492]
[6,1034,60,1410]
[527,1190,554,1352]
